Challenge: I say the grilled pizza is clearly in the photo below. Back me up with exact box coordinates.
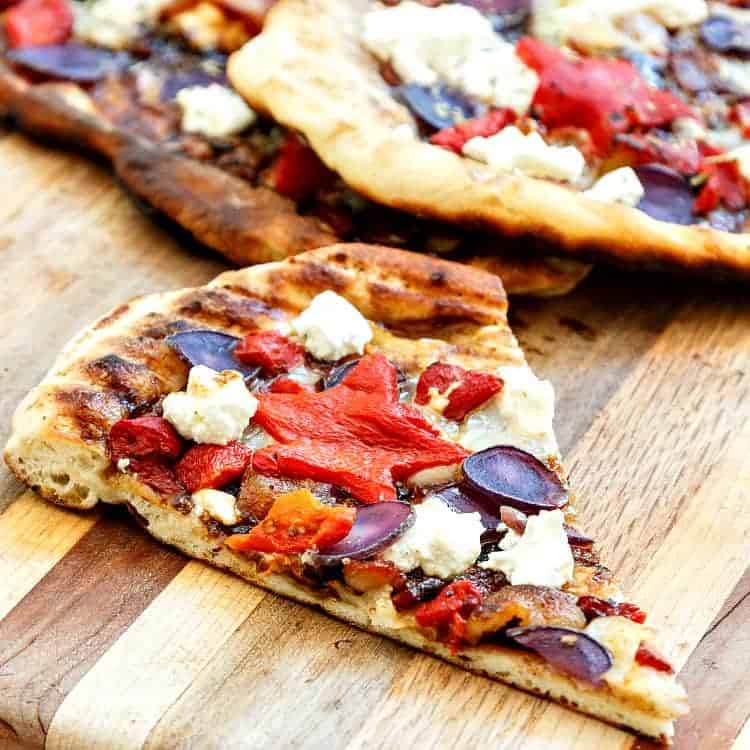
[4,244,687,743]
[0,0,588,296]
[229,0,750,279]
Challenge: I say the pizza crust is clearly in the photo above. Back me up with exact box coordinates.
[228,0,750,280]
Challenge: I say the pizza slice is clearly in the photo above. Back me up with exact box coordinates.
[4,244,686,742]
[0,0,589,296]
[228,0,750,279]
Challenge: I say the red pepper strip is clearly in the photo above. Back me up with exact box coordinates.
[694,159,747,214]
[268,377,314,394]
[731,101,750,139]
[268,133,334,200]
[129,458,186,498]
[6,0,73,48]
[516,36,695,156]
[635,643,674,673]
[225,489,355,554]
[108,417,184,462]
[252,354,468,504]
[235,330,305,374]
[175,441,253,493]
[415,362,503,421]
[429,108,516,154]
[613,133,702,176]
[415,580,483,651]
[577,595,647,624]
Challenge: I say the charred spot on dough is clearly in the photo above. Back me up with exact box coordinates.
[56,388,131,442]
[139,318,194,340]
[176,289,273,329]
[294,261,350,293]
[85,354,162,407]
[92,302,132,331]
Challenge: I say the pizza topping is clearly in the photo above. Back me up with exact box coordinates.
[167,330,260,380]
[613,132,703,176]
[162,365,258,445]
[234,330,305,374]
[462,446,567,515]
[432,483,504,540]
[633,163,696,224]
[584,614,643,687]
[72,0,173,50]
[5,0,73,49]
[7,43,124,83]
[480,509,573,588]
[462,125,586,183]
[506,626,613,686]
[176,83,256,139]
[582,167,645,207]
[516,36,695,156]
[129,458,186,498]
[577,595,647,624]
[429,108,516,153]
[382,495,483,578]
[415,362,503,421]
[414,580,483,650]
[395,83,480,131]
[342,559,404,593]
[694,156,748,212]
[290,291,373,362]
[108,416,183,462]
[225,489,355,554]
[362,2,539,114]
[175,441,253,492]
[635,643,674,673]
[192,487,242,525]
[267,133,335,200]
[315,501,415,561]
[700,11,750,54]
[167,1,253,53]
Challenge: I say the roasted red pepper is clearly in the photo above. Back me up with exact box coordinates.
[415,580,483,651]
[577,595,647,625]
[635,643,674,673]
[429,108,516,154]
[694,159,747,214]
[268,376,314,394]
[614,133,702,176]
[108,417,184,462]
[129,458,186,498]
[175,441,253,493]
[5,0,73,48]
[235,330,305,374]
[268,133,334,200]
[415,362,503,421]
[225,489,355,554]
[731,101,750,138]
[252,354,468,504]
[516,37,695,156]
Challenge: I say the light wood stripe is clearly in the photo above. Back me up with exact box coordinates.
[46,561,266,750]
[0,492,97,621]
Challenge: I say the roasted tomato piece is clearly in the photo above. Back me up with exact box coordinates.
[6,0,73,48]
[694,159,747,214]
[226,489,355,554]
[343,559,404,593]
[235,330,305,374]
[108,417,184,462]
[429,108,516,154]
[129,458,186,498]
[176,441,253,493]
[731,101,750,138]
[577,595,647,624]
[415,580,483,650]
[635,643,674,673]
[415,362,503,421]
[267,133,334,200]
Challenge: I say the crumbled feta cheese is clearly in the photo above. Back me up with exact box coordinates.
[459,365,558,459]
[717,58,750,97]
[176,84,256,139]
[117,458,130,472]
[583,167,645,207]
[406,463,461,488]
[291,291,373,361]
[362,2,538,114]
[463,126,586,183]
[725,143,750,181]
[192,488,241,525]
[73,0,173,49]
[162,365,257,445]
[382,495,483,579]
[480,509,573,588]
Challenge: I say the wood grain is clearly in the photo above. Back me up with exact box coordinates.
[0,133,748,750]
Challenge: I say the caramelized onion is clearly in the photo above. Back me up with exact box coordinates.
[167,330,260,380]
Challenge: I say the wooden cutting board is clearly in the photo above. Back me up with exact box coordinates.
[0,131,749,750]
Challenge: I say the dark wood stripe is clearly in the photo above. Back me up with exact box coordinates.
[0,508,186,748]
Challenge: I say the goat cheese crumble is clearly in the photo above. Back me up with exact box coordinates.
[291,291,373,361]
[192,488,241,525]
[73,0,173,49]
[176,84,257,139]
[383,495,483,579]
[362,2,539,114]
[162,365,257,445]
[463,126,586,183]
[583,167,645,207]
[480,509,574,588]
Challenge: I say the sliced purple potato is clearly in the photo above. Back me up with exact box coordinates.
[432,484,502,542]
[166,330,260,380]
[701,14,750,55]
[634,164,696,226]
[315,501,414,561]
[322,359,360,390]
[461,446,567,515]
[8,44,126,83]
[395,83,480,131]
[506,626,613,685]
[160,70,227,102]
